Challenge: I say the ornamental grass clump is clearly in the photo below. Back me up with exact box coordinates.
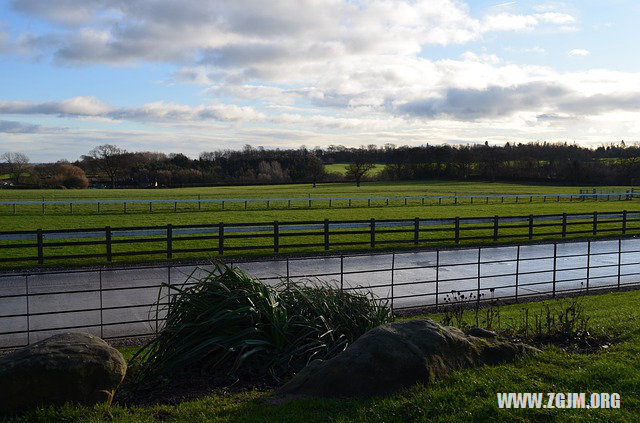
[130,262,391,384]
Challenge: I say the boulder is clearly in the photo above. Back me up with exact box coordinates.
[274,318,538,400]
[0,332,127,415]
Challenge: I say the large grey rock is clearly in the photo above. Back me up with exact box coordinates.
[0,332,127,415]
[274,319,538,400]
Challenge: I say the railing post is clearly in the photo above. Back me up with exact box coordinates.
[105,226,112,262]
[552,242,557,298]
[167,224,173,259]
[528,214,534,240]
[274,221,279,253]
[324,219,330,251]
[99,269,103,339]
[622,210,627,235]
[370,218,376,248]
[515,245,520,302]
[390,252,395,313]
[37,229,43,265]
[454,217,460,244]
[218,222,224,255]
[562,213,567,238]
[25,275,30,345]
[593,211,598,236]
[340,255,344,291]
[414,217,419,245]
[477,247,481,305]
[618,238,622,290]
[493,215,499,241]
[435,249,440,309]
[586,240,591,293]
[286,256,290,285]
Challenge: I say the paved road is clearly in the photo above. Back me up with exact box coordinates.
[1,238,639,348]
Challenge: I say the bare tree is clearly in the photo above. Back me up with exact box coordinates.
[345,150,375,187]
[86,144,126,188]
[1,152,31,185]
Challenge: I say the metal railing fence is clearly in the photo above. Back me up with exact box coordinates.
[1,237,639,349]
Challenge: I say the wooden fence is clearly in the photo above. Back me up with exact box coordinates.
[1,210,639,267]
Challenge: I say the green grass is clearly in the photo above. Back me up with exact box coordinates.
[7,289,640,422]
[1,180,639,270]
[324,163,385,176]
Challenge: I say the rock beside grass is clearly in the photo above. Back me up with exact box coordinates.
[274,318,538,400]
[0,332,127,415]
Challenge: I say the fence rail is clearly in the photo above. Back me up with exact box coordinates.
[1,237,639,349]
[1,210,640,267]
[0,190,637,214]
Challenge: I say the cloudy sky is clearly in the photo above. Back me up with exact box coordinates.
[1,0,640,161]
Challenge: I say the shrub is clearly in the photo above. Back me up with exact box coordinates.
[130,263,391,384]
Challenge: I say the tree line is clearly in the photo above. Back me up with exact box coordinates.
[1,141,639,189]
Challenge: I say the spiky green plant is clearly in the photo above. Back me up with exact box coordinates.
[130,262,391,384]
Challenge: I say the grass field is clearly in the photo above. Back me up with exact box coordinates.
[8,289,640,422]
[1,181,639,269]
[324,163,385,176]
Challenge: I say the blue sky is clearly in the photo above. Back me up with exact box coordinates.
[1,0,640,162]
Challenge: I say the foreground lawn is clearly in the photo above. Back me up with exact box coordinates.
[8,289,640,422]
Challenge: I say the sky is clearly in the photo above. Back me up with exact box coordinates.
[1,0,640,162]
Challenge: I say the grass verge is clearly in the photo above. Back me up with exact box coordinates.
[6,288,640,422]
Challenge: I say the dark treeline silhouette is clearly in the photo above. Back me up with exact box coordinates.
[2,141,639,189]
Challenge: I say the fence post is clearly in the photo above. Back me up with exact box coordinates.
[70,203,73,214]
[622,210,627,235]
[97,202,100,214]
[493,215,499,241]
[528,214,534,240]
[562,213,567,238]
[124,202,127,213]
[454,217,460,244]
[477,247,481,305]
[105,226,112,262]
[593,211,598,236]
[586,240,591,293]
[340,255,344,291]
[324,219,330,251]
[13,203,16,214]
[25,275,30,345]
[435,250,440,309]
[218,222,224,255]
[198,194,201,210]
[552,242,557,298]
[618,238,622,290]
[99,269,103,338]
[370,218,376,248]
[41,196,44,215]
[515,245,520,302]
[149,201,152,213]
[167,224,173,259]
[174,202,177,212]
[390,252,395,313]
[414,217,419,245]
[37,229,43,265]
[274,221,279,253]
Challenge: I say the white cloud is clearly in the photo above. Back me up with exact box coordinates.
[568,48,590,57]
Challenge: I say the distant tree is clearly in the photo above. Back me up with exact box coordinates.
[86,144,127,188]
[345,150,375,187]
[57,164,89,189]
[1,152,31,185]
[305,154,325,187]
